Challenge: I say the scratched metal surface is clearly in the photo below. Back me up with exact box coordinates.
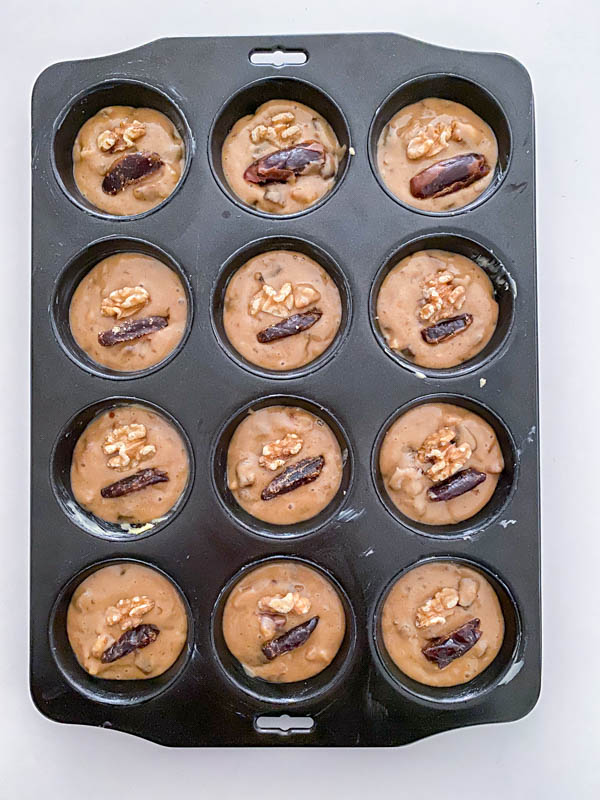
[30,33,540,746]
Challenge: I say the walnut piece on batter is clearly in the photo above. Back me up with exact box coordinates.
[250,111,302,147]
[105,595,155,632]
[102,423,156,471]
[417,426,471,483]
[97,120,146,153]
[406,119,462,160]
[418,270,466,323]
[249,279,321,318]
[415,587,459,628]
[100,285,150,319]
[259,433,303,470]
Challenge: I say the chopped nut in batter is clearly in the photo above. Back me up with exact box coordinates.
[97,120,146,153]
[105,595,155,632]
[415,587,459,628]
[102,423,156,471]
[258,613,287,639]
[100,285,150,319]
[458,577,479,608]
[418,270,467,323]
[293,283,321,308]
[258,592,312,616]
[90,632,115,659]
[417,426,471,483]
[259,433,303,470]
[406,119,462,160]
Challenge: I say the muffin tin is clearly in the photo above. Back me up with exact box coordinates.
[31,33,540,746]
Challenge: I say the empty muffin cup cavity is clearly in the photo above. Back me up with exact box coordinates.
[369,74,511,215]
[211,556,356,704]
[370,233,515,377]
[211,236,351,378]
[51,397,194,540]
[212,395,353,538]
[372,394,518,538]
[372,556,522,704]
[209,77,351,217]
[52,80,193,218]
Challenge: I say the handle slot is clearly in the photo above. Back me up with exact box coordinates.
[249,48,308,68]
[255,714,314,735]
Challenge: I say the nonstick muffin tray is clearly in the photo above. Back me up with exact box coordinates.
[31,33,540,747]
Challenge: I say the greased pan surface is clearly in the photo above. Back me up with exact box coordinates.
[31,33,539,746]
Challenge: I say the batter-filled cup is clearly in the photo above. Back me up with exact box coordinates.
[379,402,504,525]
[377,98,497,212]
[376,249,498,370]
[72,105,185,215]
[226,404,344,526]
[222,99,345,215]
[69,252,188,373]
[70,404,189,526]
[380,560,504,687]
[67,563,188,680]
[223,249,342,371]
[222,560,346,683]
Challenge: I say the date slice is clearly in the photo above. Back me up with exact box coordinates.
[101,623,160,663]
[101,468,169,499]
[98,315,168,347]
[244,141,326,185]
[427,468,486,502]
[422,618,481,669]
[261,455,325,501]
[257,309,322,343]
[262,616,319,661]
[421,313,473,344]
[410,153,490,199]
[102,151,163,195]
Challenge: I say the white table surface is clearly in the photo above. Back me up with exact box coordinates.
[2,0,598,795]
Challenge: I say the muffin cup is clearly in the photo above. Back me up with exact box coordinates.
[208,76,351,218]
[52,79,194,220]
[372,555,523,706]
[50,397,195,541]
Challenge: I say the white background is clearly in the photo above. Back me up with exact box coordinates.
[2,0,597,796]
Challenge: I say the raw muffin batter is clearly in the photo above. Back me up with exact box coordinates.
[376,249,498,369]
[71,404,189,526]
[227,405,344,526]
[222,560,345,683]
[381,561,504,687]
[223,249,342,371]
[73,106,185,215]
[377,98,497,212]
[379,402,504,525]
[222,99,345,214]
[69,252,188,372]
[67,563,187,680]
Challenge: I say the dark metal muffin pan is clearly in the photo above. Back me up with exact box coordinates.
[31,33,540,747]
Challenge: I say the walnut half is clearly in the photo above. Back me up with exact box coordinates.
[417,426,471,483]
[415,587,459,628]
[418,270,466,324]
[105,595,155,631]
[406,119,462,160]
[101,285,150,320]
[102,423,156,471]
[259,433,303,470]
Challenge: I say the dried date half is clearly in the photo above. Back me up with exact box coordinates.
[101,467,169,499]
[427,468,486,502]
[261,455,325,501]
[257,309,322,343]
[98,315,168,347]
[422,618,481,669]
[262,616,319,661]
[102,151,163,195]
[244,141,326,185]
[421,313,473,344]
[101,623,160,663]
[410,153,490,199]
